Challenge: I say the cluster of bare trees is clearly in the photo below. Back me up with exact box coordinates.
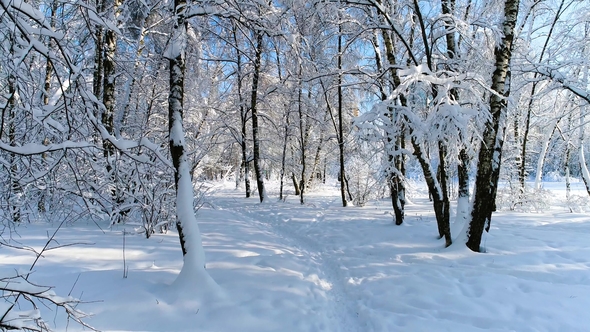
[1,0,590,265]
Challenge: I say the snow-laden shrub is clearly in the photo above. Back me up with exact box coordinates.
[0,273,92,331]
[347,153,387,207]
[565,195,590,213]
[495,184,552,212]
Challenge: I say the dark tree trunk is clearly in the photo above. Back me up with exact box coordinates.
[251,31,265,202]
[413,0,452,246]
[437,141,451,242]
[565,146,571,204]
[381,10,412,225]
[102,0,118,152]
[241,118,251,198]
[458,148,470,200]
[413,137,452,246]
[396,133,407,225]
[387,120,406,226]
[93,0,104,102]
[373,28,405,225]
[389,146,406,225]
[296,66,307,205]
[43,2,57,107]
[467,0,520,252]
[275,46,289,201]
[233,23,251,198]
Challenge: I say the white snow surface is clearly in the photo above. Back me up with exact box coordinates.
[2,181,590,331]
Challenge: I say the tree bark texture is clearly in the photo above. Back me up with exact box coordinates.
[93,0,104,102]
[467,0,520,252]
[168,0,188,255]
[379,0,412,221]
[102,0,120,152]
[8,73,20,223]
[102,0,123,222]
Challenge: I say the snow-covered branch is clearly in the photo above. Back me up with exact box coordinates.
[522,65,590,104]
[0,274,94,332]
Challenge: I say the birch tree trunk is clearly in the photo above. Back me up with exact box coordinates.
[8,73,20,223]
[102,0,124,221]
[308,123,325,185]
[93,0,104,102]
[167,0,206,269]
[4,33,20,223]
[372,28,405,225]
[38,0,58,214]
[102,0,120,143]
[467,0,520,252]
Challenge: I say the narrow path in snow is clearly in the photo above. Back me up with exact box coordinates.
[265,211,368,332]
[210,192,368,331]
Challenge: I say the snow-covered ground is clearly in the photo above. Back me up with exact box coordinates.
[2,180,590,331]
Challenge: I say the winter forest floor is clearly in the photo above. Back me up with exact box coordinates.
[2,180,590,331]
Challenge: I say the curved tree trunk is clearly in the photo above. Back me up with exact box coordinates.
[167,0,207,272]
